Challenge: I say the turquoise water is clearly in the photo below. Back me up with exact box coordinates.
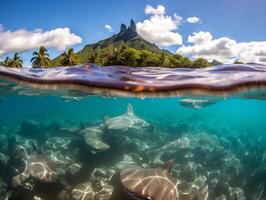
[0,90,266,199]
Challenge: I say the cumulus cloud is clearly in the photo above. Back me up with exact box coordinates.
[104,24,113,32]
[177,31,266,64]
[0,26,82,55]
[187,17,200,24]
[145,5,165,15]
[137,5,183,47]
[188,31,212,44]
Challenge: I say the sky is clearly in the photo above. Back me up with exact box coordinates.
[1,0,266,66]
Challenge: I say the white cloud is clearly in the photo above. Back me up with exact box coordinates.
[145,5,165,16]
[188,31,212,44]
[137,5,183,47]
[104,24,113,32]
[0,26,82,55]
[177,31,266,64]
[187,17,200,24]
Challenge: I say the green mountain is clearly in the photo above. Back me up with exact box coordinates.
[52,19,171,66]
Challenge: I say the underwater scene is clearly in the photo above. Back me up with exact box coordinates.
[0,79,266,200]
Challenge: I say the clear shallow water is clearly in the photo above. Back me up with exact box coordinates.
[0,91,266,200]
[1,65,266,199]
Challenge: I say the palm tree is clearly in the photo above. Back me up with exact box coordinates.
[3,57,10,66]
[9,53,23,68]
[0,57,11,67]
[60,48,80,66]
[31,46,51,68]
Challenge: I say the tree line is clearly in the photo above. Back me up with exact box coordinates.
[0,46,79,68]
[86,44,212,68]
[0,44,242,68]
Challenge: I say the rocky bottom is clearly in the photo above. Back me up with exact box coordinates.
[0,110,266,200]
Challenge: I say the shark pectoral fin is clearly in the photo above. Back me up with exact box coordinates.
[127,103,134,114]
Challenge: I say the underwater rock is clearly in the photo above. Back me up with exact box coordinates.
[44,149,80,178]
[9,135,39,154]
[67,162,82,176]
[193,176,208,190]
[207,170,222,189]
[12,146,57,187]
[33,196,44,200]
[104,103,150,133]
[44,137,72,151]
[212,181,231,199]
[95,184,114,200]
[58,189,72,200]
[179,162,198,182]
[229,187,246,200]
[215,194,227,200]
[178,183,209,200]
[163,137,191,150]
[79,125,110,153]
[90,168,115,200]
[71,181,95,200]
[120,159,180,200]
[223,153,243,182]
[45,150,72,165]
[124,137,151,152]
[114,154,139,171]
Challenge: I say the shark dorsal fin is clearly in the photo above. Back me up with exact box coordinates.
[127,103,134,114]
[160,158,176,173]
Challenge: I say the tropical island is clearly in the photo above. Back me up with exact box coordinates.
[0,20,243,69]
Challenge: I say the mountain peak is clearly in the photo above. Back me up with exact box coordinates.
[120,23,127,32]
[119,20,137,34]
[129,19,136,31]
[117,20,138,41]
[51,19,171,65]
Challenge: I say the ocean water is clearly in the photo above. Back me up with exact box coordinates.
[0,66,266,199]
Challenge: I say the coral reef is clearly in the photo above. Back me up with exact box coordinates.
[0,103,266,200]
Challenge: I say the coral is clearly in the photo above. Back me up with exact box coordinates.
[12,146,57,187]
[71,181,95,200]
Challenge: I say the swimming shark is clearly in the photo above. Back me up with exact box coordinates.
[104,103,150,132]
[120,159,208,200]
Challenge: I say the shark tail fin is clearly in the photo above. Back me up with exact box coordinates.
[127,103,134,114]
[161,158,176,173]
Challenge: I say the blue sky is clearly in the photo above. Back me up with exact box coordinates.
[1,0,266,66]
